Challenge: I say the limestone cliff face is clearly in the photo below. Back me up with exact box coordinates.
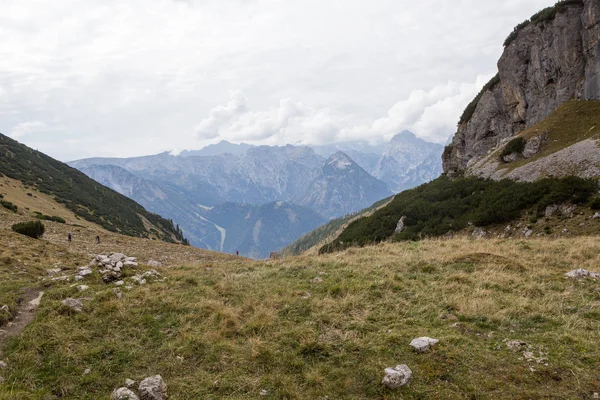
[443,0,600,175]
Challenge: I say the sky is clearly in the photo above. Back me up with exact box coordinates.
[1,0,551,161]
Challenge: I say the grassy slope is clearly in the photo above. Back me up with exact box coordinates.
[282,196,394,256]
[0,234,599,399]
[0,134,186,243]
[486,100,600,173]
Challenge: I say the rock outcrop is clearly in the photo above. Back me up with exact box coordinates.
[443,0,600,175]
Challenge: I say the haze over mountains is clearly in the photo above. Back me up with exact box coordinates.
[70,131,442,257]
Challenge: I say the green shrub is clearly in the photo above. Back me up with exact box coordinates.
[34,212,66,224]
[0,200,17,212]
[11,220,45,239]
[320,176,597,254]
[0,193,3,199]
[590,197,600,210]
[500,137,527,159]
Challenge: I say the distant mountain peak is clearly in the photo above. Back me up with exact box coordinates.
[390,130,422,143]
[325,151,355,170]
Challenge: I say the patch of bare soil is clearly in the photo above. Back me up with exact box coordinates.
[0,288,43,346]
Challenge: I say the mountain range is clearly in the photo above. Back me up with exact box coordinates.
[69,131,443,257]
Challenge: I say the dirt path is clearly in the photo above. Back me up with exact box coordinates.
[0,288,43,346]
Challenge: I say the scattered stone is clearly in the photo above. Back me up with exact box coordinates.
[260,389,269,396]
[593,213,600,219]
[78,267,93,276]
[124,261,139,268]
[83,368,91,375]
[61,298,83,312]
[562,229,568,234]
[114,289,123,299]
[76,285,89,292]
[310,277,324,284]
[46,268,62,276]
[0,305,9,313]
[147,260,162,268]
[74,275,84,281]
[115,281,124,286]
[409,337,439,352]
[394,216,407,234]
[111,387,140,400]
[0,361,7,369]
[593,392,599,399]
[176,355,184,362]
[506,340,528,352]
[125,378,136,388]
[472,227,486,239]
[28,292,44,309]
[51,275,70,282]
[139,375,167,400]
[131,276,147,285]
[116,261,124,269]
[565,269,600,279]
[382,365,413,389]
[110,253,127,264]
[523,229,533,238]
[300,292,312,299]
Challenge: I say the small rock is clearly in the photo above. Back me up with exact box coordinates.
[147,260,162,268]
[507,340,528,352]
[472,227,486,239]
[592,392,599,399]
[111,387,140,400]
[83,368,91,375]
[176,355,184,362]
[260,389,269,396]
[123,261,139,268]
[116,261,124,269]
[132,276,147,285]
[114,280,125,286]
[593,213,600,219]
[0,361,7,369]
[74,275,84,281]
[562,229,568,234]
[139,375,167,400]
[310,277,324,284]
[61,298,83,312]
[76,285,89,292]
[46,268,62,275]
[114,288,123,299]
[125,378,136,388]
[78,268,93,277]
[523,229,533,238]
[0,305,9,313]
[565,269,600,279]
[409,337,439,352]
[382,364,413,389]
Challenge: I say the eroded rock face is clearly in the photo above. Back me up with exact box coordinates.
[444,0,600,175]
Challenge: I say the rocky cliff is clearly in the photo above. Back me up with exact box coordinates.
[443,0,600,175]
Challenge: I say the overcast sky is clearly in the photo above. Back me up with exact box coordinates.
[1,0,551,161]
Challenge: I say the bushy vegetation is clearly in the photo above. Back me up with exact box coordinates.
[458,73,500,125]
[0,199,17,212]
[504,1,584,47]
[320,176,597,253]
[34,212,66,224]
[283,197,393,256]
[590,197,600,210]
[0,133,187,244]
[11,220,45,239]
[500,137,527,159]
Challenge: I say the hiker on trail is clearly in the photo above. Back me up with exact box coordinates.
[96,235,100,244]
[68,232,72,242]
[236,250,239,256]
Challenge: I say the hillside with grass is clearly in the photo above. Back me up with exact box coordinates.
[282,196,394,256]
[320,176,599,254]
[0,213,599,398]
[0,133,188,244]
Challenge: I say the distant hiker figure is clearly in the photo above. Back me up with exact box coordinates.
[95,235,100,244]
[236,250,239,256]
[68,232,72,242]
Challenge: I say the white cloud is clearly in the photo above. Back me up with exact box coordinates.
[9,121,48,139]
[193,74,492,146]
[0,0,553,160]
